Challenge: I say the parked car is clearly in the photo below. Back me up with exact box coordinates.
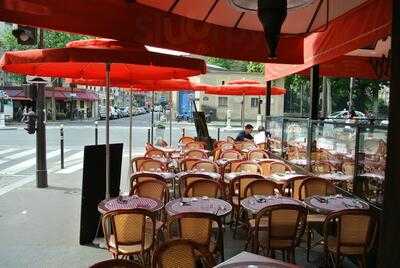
[325,110,367,123]
[137,107,146,114]
[99,106,119,120]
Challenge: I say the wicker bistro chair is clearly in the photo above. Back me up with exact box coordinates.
[220,149,242,160]
[235,141,256,151]
[90,259,143,268]
[261,161,293,176]
[311,161,336,175]
[323,209,378,268]
[179,158,202,171]
[257,159,285,176]
[179,136,195,145]
[184,149,208,159]
[283,175,312,200]
[179,173,215,197]
[130,172,167,187]
[299,177,337,261]
[192,160,219,173]
[102,209,157,265]
[132,157,153,172]
[244,179,279,197]
[166,212,224,261]
[247,149,269,160]
[234,161,262,173]
[139,159,167,172]
[153,239,216,268]
[184,179,223,198]
[252,204,308,263]
[185,141,205,150]
[131,180,169,205]
[342,161,355,176]
[145,149,166,159]
[229,174,266,237]
[257,142,269,150]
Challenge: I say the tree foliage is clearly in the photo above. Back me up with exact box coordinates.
[206,57,264,73]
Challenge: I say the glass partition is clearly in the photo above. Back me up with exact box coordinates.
[266,116,284,155]
[355,126,387,205]
[282,118,309,165]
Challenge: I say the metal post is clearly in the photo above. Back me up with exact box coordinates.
[182,128,185,137]
[169,92,173,146]
[322,77,328,118]
[349,77,354,111]
[241,94,245,128]
[151,91,155,144]
[105,63,111,199]
[217,128,220,141]
[94,121,98,145]
[147,129,151,144]
[36,83,47,188]
[60,124,64,169]
[307,65,320,171]
[265,80,272,131]
[129,90,133,170]
[379,0,400,266]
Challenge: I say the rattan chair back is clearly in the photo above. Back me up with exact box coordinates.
[178,136,195,145]
[311,161,336,174]
[220,149,242,160]
[130,172,166,186]
[299,177,336,200]
[192,160,219,172]
[179,173,214,197]
[184,149,208,159]
[244,179,278,196]
[145,149,166,159]
[131,180,168,204]
[139,159,166,172]
[184,179,222,198]
[247,149,269,160]
[234,161,261,173]
[185,141,205,150]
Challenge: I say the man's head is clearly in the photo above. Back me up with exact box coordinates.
[244,124,254,134]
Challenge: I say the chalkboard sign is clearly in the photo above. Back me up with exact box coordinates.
[79,143,123,245]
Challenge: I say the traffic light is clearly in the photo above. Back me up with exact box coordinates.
[24,111,36,134]
[12,25,37,45]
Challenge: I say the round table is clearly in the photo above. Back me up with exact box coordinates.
[165,197,232,217]
[304,195,369,214]
[98,196,163,214]
[241,195,303,215]
[224,172,263,184]
[318,172,353,182]
[269,172,304,185]
[133,171,176,183]
[176,171,221,181]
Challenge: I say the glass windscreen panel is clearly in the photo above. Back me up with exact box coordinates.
[310,121,357,192]
[283,119,308,164]
[356,126,387,205]
[266,116,284,156]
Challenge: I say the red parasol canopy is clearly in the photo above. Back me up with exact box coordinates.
[0,0,390,63]
[69,78,207,92]
[205,84,286,96]
[227,80,261,85]
[0,39,206,80]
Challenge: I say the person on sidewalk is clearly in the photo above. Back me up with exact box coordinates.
[235,124,254,142]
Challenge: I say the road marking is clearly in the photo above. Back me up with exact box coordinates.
[0,176,35,197]
[5,148,36,160]
[0,149,70,175]
[63,151,83,162]
[0,160,7,165]
[55,163,83,174]
[0,148,19,156]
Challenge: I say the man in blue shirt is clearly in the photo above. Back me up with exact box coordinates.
[235,124,254,142]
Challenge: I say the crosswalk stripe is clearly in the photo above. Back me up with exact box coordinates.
[55,163,83,174]
[5,148,36,160]
[0,160,7,165]
[0,149,70,175]
[0,148,19,156]
[62,151,83,162]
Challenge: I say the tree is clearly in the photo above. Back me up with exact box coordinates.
[0,26,88,85]
[206,57,264,73]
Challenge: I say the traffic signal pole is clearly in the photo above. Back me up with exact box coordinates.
[36,29,47,188]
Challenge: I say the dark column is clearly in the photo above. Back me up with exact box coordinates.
[307,65,320,171]
[36,83,47,187]
[379,0,400,266]
[265,80,272,117]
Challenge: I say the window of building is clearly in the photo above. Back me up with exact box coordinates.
[218,97,228,107]
[203,96,209,101]
[251,97,259,108]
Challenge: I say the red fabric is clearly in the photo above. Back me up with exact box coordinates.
[0,39,206,80]
[265,0,391,81]
[0,0,304,63]
[205,85,286,96]
[69,78,207,92]
[227,80,261,85]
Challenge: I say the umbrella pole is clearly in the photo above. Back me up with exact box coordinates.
[105,63,111,199]
[151,90,155,144]
[128,89,133,175]
[169,92,173,145]
[241,94,245,128]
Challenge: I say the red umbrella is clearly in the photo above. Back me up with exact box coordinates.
[205,84,286,96]
[0,38,206,198]
[227,80,261,85]
[0,39,206,81]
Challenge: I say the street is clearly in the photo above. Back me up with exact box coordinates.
[0,112,241,195]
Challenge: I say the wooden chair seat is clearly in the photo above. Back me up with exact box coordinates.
[108,233,153,255]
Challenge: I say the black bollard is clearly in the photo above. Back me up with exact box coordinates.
[60,124,64,169]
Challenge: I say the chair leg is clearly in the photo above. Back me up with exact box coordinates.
[335,253,340,268]
[306,225,311,262]
[291,249,296,264]
[233,208,240,238]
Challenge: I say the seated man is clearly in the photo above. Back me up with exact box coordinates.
[236,124,254,142]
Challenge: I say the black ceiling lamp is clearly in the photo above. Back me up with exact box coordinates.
[257,0,288,59]
[12,25,37,45]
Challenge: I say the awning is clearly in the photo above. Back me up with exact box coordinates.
[0,0,391,64]
[2,88,30,101]
[1,87,98,101]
